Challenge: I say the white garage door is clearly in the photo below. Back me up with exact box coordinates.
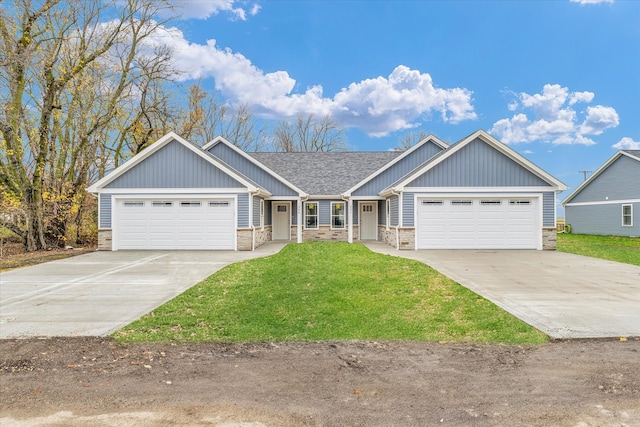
[114,198,235,250]
[416,197,539,249]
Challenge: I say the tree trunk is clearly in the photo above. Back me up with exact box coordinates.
[24,186,47,251]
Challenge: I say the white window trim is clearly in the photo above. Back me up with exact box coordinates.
[330,201,346,230]
[304,201,319,230]
[622,204,633,227]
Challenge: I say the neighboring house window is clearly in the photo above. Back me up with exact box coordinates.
[305,202,318,229]
[622,204,633,226]
[260,199,265,228]
[331,202,345,229]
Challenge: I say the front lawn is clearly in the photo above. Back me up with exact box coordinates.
[114,242,547,344]
[557,233,640,266]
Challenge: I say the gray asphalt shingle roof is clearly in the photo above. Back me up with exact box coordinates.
[249,151,402,195]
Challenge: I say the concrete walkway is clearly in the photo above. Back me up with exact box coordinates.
[0,243,287,339]
[365,243,640,339]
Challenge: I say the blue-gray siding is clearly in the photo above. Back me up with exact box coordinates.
[353,201,359,224]
[105,140,245,189]
[378,201,386,226]
[265,201,272,226]
[99,193,111,228]
[389,195,399,226]
[352,142,444,196]
[569,155,640,203]
[566,202,639,236]
[238,193,249,228]
[407,138,549,187]
[292,201,298,225]
[543,192,555,228]
[314,200,348,225]
[208,143,298,196]
[252,196,262,226]
[403,192,415,227]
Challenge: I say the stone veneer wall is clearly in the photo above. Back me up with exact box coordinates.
[542,228,557,250]
[397,228,415,250]
[379,226,396,248]
[302,225,348,241]
[254,226,272,249]
[237,229,252,251]
[98,229,112,251]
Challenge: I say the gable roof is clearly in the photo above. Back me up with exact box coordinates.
[561,150,640,205]
[381,129,568,195]
[343,134,448,196]
[87,132,270,196]
[204,136,307,196]
[249,151,402,196]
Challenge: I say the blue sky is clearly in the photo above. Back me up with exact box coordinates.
[153,0,639,200]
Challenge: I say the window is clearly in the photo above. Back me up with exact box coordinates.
[331,202,345,229]
[622,204,633,226]
[422,200,443,205]
[451,200,472,205]
[209,201,229,207]
[277,205,287,213]
[304,202,318,229]
[152,201,172,207]
[509,200,531,205]
[180,201,201,207]
[481,200,501,206]
[123,201,144,207]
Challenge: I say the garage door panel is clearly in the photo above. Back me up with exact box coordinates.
[417,197,538,249]
[115,198,235,250]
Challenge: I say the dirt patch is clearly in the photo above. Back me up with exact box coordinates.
[1,337,639,426]
[0,242,95,272]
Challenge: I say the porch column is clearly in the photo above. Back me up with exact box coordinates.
[347,199,353,243]
[297,200,303,243]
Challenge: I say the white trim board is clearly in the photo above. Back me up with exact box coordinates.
[565,199,640,207]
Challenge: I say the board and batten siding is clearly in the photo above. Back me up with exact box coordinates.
[352,142,444,196]
[566,202,639,236]
[569,155,640,203]
[208,143,298,197]
[407,138,549,187]
[105,139,244,189]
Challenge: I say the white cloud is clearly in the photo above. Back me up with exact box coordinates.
[570,0,614,4]
[167,1,261,21]
[580,105,619,135]
[490,84,618,145]
[612,137,640,150]
[144,26,476,136]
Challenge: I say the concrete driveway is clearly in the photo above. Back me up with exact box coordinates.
[366,243,640,339]
[0,243,286,339]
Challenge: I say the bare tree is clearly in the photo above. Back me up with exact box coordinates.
[272,114,346,152]
[395,130,430,151]
[0,0,175,250]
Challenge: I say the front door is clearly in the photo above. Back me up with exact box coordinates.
[360,202,377,240]
[273,202,291,240]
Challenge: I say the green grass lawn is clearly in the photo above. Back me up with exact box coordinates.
[557,233,640,266]
[114,242,547,344]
